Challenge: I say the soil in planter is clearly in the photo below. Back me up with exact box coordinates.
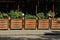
[11,19,23,30]
[25,19,36,30]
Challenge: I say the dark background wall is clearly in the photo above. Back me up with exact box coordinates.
[0,0,60,17]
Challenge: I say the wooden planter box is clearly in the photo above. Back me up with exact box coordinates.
[0,19,9,29]
[11,19,23,29]
[38,19,49,29]
[25,19,36,29]
[51,19,60,29]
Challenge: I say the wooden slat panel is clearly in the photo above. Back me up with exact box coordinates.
[25,19,36,29]
[52,20,60,29]
[38,19,49,29]
[0,19,9,29]
[11,19,22,29]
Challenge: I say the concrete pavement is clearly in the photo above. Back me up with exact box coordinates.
[0,30,60,37]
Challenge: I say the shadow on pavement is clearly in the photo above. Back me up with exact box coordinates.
[40,31,60,40]
[0,37,42,40]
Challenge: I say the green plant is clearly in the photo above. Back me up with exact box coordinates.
[25,14,36,19]
[0,12,8,19]
[9,10,24,19]
[47,10,52,17]
[2,13,9,18]
[37,12,45,19]
[0,12,3,19]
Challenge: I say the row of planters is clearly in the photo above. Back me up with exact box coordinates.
[24,12,49,30]
[0,10,60,30]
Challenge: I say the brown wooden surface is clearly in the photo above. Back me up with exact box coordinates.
[0,19,9,29]
[25,19,36,29]
[52,20,60,29]
[38,19,49,29]
[11,19,22,29]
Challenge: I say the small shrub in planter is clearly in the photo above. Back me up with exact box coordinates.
[25,14,36,29]
[0,12,9,29]
[9,10,24,29]
[37,12,49,29]
[47,10,53,19]
[50,11,60,29]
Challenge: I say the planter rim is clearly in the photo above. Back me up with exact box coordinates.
[10,17,23,19]
[25,17,36,19]
[24,18,36,19]
[0,19,8,20]
[55,19,60,20]
[38,19,49,20]
[11,18,23,19]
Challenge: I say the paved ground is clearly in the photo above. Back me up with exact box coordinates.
[0,30,54,36]
[0,30,60,40]
[0,30,60,35]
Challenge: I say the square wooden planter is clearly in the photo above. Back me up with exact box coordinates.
[38,19,49,29]
[51,19,60,29]
[11,19,23,29]
[25,19,36,29]
[0,19,9,29]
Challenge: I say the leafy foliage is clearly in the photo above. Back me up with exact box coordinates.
[25,14,36,19]
[37,12,45,19]
[0,12,8,19]
[9,10,24,19]
[47,10,52,17]
[2,13,9,18]
[0,12,3,19]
